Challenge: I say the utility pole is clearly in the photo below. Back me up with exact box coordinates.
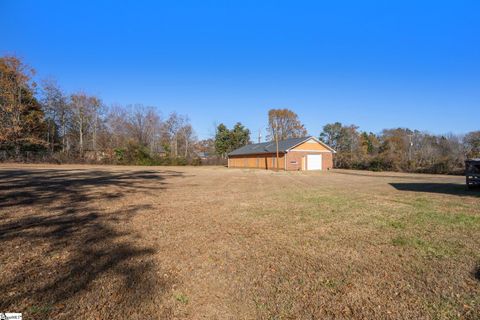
[275,120,279,171]
[258,129,262,144]
[408,134,413,168]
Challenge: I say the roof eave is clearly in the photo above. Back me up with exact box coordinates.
[228,151,287,157]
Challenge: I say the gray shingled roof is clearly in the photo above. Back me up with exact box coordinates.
[229,137,312,156]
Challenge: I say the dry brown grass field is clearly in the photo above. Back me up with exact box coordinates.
[0,164,479,319]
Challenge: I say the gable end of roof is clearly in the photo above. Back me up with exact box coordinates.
[286,136,337,153]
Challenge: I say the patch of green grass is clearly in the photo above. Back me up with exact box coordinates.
[392,235,410,247]
[28,305,52,314]
[281,191,369,221]
[391,235,456,258]
[393,196,480,230]
[174,292,189,304]
[412,197,431,209]
[388,220,406,229]
[413,210,480,228]
[423,295,477,320]
[320,278,346,290]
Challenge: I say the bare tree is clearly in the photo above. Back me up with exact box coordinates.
[104,104,162,155]
[267,108,308,141]
[178,123,196,158]
[105,104,129,148]
[123,104,162,151]
[163,112,184,157]
[69,93,100,155]
[41,78,69,152]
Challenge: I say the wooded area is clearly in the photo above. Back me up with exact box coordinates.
[319,122,480,174]
[1,55,479,173]
[0,56,216,165]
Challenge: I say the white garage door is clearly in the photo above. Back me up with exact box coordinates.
[307,154,322,170]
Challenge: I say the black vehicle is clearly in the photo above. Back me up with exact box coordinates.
[465,159,480,189]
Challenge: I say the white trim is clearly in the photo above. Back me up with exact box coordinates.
[288,150,332,153]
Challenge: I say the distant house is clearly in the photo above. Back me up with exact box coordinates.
[155,146,167,157]
[195,151,227,166]
[196,152,210,160]
[228,136,336,171]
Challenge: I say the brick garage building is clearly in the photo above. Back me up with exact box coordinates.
[228,137,335,171]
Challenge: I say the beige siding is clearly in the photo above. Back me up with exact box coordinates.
[291,139,330,151]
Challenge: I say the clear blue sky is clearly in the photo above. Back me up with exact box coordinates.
[1,1,479,139]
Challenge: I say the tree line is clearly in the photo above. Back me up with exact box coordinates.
[1,55,478,172]
[319,123,479,174]
[0,55,201,165]
[211,108,479,175]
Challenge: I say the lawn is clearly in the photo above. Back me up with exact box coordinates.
[0,164,478,319]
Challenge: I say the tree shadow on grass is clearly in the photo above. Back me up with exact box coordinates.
[0,168,185,319]
[0,169,185,208]
[390,183,479,197]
